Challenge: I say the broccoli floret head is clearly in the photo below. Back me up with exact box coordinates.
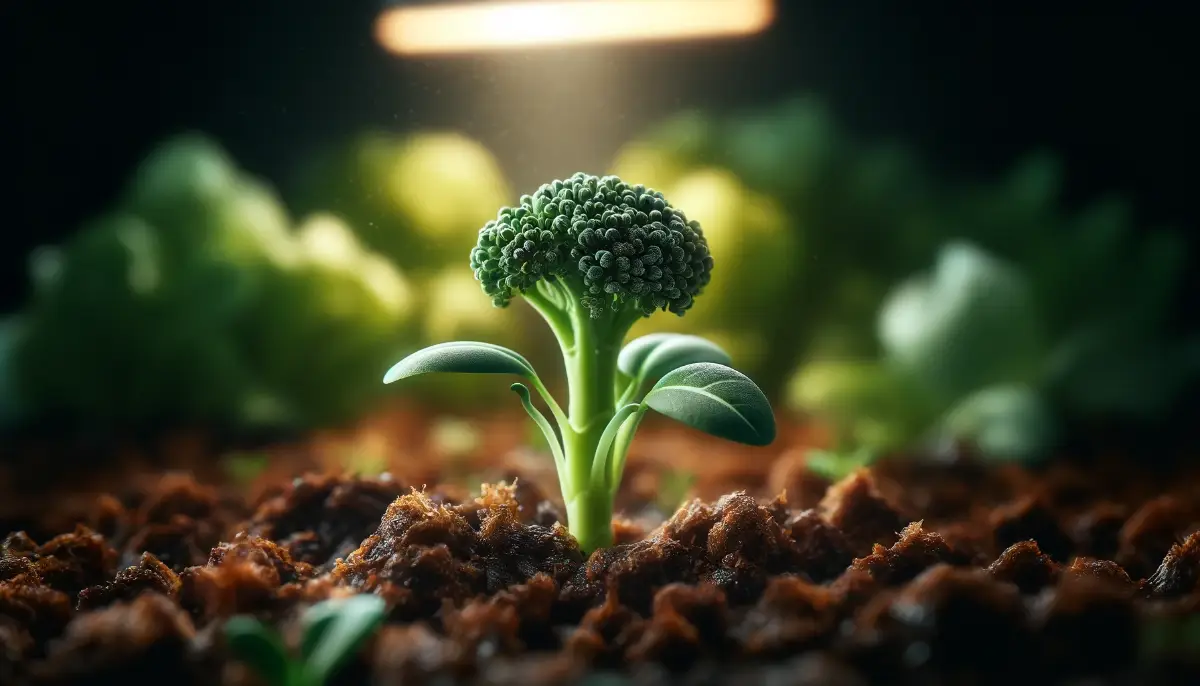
[470,172,713,319]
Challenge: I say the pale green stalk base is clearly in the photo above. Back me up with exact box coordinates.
[565,487,615,552]
[524,281,641,553]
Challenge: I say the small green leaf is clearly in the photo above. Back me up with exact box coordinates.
[804,447,876,482]
[304,594,387,686]
[644,363,776,446]
[224,616,294,686]
[590,403,642,488]
[300,601,339,661]
[619,334,731,383]
[383,341,534,384]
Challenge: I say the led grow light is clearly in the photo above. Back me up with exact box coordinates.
[376,0,775,56]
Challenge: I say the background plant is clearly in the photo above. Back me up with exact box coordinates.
[7,135,415,431]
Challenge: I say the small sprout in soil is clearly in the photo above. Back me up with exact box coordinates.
[383,173,776,551]
[804,446,877,482]
[225,594,386,686]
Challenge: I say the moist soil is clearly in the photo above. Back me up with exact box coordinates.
[2,420,1200,685]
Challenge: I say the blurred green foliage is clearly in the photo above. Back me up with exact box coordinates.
[292,130,532,405]
[609,97,1195,462]
[294,130,512,275]
[1,97,1194,449]
[8,135,416,430]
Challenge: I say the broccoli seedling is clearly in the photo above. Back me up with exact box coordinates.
[224,594,386,686]
[383,173,775,551]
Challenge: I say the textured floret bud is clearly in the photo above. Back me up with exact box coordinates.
[469,172,713,318]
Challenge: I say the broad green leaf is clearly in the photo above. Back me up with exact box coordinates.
[618,334,674,376]
[619,333,731,383]
[383,341,534,384]
[304,594,387,686]
[644,363,775,446]
[224,616,294,686]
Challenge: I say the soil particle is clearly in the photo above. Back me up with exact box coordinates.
[179,535,311,622]
[785,509,854,583]
[1031,574,1139,678]
[6,526,119,598]
[602,537,701,616]
[986,540,1060,594]
[371,622,453,683]
[734,575,834,658]
[849,521,968,586]
[818,471,906,556]
[1143,531,1200,598]
[861,564,1031,681]
[77,552,181,610]
[0,580,72,652]
[1118,495,1199,580]
[123,517,214,571]
[989,495,1073,562]
[625,583,729,670]
[1063,556,1134,589]
[1069,502,1128,560]
[765,451,832,511]
[611,518,647,546]
[333,490,481,616]
[245,473,406,567]
[475,488,584,592]
[31,592,199,685]
[567,591,645,668]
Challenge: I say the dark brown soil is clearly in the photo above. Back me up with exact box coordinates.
[3,440,1200,685]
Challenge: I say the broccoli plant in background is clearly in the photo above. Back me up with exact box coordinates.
[225,594,385,686]
[382,173,776,552]
[7,135,416,432]
[791,237,1198,467]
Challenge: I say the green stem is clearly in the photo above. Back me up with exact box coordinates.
[564,486,614,553]
[561,313,619,551]
[521,285,645,552]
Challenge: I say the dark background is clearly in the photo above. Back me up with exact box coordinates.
[3,0,1196,316]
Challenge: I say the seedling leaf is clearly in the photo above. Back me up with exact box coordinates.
[619,334,731,386]
[590,403,642,488]
[304,594,387,686]
[511,383,566,475]
[383,341,535,383]
[224,616,293,686]
[645,362,776,446]
[300,597,343,659]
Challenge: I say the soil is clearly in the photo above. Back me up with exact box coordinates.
[2,413,1200,685]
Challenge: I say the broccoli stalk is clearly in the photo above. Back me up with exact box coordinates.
[384,173,775,552]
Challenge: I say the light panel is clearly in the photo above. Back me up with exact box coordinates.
[376,0,774,56]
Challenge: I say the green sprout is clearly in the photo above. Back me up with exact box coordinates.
[224,594,386,686]
[804,446,877,483]
[383,173,776,551]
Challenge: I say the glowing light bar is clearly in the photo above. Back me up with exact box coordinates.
[376,0,775,56]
